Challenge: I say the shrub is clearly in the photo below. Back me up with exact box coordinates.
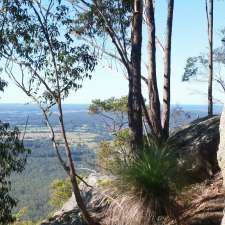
[12,208,36,225]
[48,178,72,209]
[97,129,131,172]
[104,139,182,225]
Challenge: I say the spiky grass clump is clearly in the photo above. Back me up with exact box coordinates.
[118,141,178,196]
[104,140,181,225]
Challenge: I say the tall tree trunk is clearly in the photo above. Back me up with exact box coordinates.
[57,100,99,225]
[207,0,213,116]
[145,0,163,138]
[161,0,174,139]
[127,0,143,152]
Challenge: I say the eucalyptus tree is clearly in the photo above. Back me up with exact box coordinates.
[72,0,176,142]
[89,97,128,132]
[161,0,174,138]
[183,0,215,115]
[145,0,174,139]
[72,0,144,152]
[182,34,225,104]
[207,0,214,116]
[145,0,162,138]
[0,1,98,224]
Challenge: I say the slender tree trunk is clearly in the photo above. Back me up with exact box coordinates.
[145,0,163,138]
[128,0,143,152]
[57,100,99,225]
[207,0,213,116]
[161,0,174,139]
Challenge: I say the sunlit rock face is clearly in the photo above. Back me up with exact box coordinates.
[170,116,220,182]
[217,106,225,225]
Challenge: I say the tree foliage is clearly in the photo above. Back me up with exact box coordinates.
[12,207,36,225]
[182,36,225,95]
[0,78,7,92]
[0,1,99,224]
[89,97,128,132]
[89,97,128,114]
[0,0,97,105]
[0,122,29,225]
[73,0,132,50]
[97,129,130,172]
[182,57,202,81]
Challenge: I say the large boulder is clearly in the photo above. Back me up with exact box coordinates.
[217,106,225,225]
[169,116,220,182]
[169,172,225,225]
[40,173,109,225]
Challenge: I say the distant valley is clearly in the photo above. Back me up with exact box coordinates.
[0,103,223,221]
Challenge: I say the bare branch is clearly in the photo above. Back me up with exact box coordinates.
[79,0,130,70]
[156,36,165,53]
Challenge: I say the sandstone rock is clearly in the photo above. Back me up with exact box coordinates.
[169,172,225,225]
[40,173,109,225]
[217,106,225,225]
[170,116,220,182]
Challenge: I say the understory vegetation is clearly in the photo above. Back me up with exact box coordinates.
[49,178,72,210]
[97,135,184,225]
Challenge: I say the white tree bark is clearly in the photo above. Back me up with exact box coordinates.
[217,105,225,225]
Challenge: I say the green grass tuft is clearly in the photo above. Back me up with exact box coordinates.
[108,139,182,223]
[116,140,179,196]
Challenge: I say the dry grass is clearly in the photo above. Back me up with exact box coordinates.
[98,187,180,225]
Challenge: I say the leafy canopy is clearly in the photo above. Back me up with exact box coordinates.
[182,29,225,83]
[89,96,128,114]
[73,0,132,42]
[0,0,97,106]
[0,122,30,225]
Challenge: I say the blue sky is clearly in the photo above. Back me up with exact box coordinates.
[1,0,225,105]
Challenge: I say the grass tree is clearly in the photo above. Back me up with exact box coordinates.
[0,1,99,224]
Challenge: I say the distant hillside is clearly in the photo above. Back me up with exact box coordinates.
[1,104,222,221]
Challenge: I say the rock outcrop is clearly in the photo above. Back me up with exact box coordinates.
[217,106,225,225]
[170,116,220,181]
[41,173,109,225]
[41,116,222,225]
[176,172,224,225]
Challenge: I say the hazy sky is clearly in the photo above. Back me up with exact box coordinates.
[1,0,225,105]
